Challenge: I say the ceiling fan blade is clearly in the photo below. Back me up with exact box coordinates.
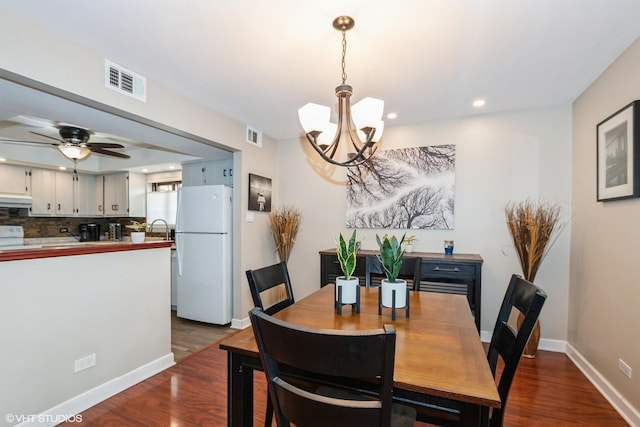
[30,130,64,143]
[86,142,125,149]
[90,148,131,159]
[0,137,57,146]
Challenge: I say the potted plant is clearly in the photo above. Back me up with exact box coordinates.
[335,230,360,304]
[126,221,147,243]
[376,233,407,308]
[404,235,417,253]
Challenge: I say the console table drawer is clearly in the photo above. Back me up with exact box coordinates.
[421,261,476,280]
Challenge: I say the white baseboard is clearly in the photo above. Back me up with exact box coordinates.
[566,343,639,427]
[17,353,175,426]
[480,330,566,353]
[231,316,251,330]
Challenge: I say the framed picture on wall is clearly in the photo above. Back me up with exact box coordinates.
[248,173,272,212]
[597,100,640,201]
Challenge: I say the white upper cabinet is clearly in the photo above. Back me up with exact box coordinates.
[102,172,145,217]
[29,169,56,216]
[181,159,233,187]
[0,164,30,195]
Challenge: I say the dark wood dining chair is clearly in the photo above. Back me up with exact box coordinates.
[249,307,416,427]
[366,255,422,290]
[245,262,296,426]
[246,261,295,315]
[484,274,547,427]
[420,273,547,427]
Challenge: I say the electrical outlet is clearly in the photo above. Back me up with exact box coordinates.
[618,359,632,379]
[59,227,68,233]
[74,353,96,373]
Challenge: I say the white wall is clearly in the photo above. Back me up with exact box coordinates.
[571,38,640,415]
[279,106,572,339]
[0,247,171,426]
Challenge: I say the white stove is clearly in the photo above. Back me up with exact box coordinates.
[0,225,41,250]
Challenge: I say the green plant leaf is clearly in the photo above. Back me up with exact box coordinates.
[336,230,358,280]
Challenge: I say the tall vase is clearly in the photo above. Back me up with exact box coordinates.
[517,314,541,358]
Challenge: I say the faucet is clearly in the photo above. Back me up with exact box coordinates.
[149,219,169,240]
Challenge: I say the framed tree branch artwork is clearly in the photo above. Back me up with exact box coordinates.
[346,145,455,229]
[597,100,640,201]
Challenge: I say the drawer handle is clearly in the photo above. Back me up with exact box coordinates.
[432,266,461,272]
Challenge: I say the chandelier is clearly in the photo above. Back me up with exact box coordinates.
[298,16,384,167]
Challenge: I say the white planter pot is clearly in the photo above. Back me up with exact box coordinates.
[130,232,145,243]
[404,244,413,253]
[381,279,407,308]
[336,277,359,304]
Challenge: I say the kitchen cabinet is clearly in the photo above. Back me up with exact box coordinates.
[102,172,145,217]
[74,173,99,216]
[29,169,55,216]
[319,249,483,331]
[54,171,75,216]
[181,159,233,187]
[0,163,30,195]
[30,169,97,217]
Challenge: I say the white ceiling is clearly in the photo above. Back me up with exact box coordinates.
[1,0,640,143]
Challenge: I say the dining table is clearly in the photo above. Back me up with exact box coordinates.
[219,284,501,426]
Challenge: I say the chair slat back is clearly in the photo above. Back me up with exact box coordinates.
[246,262,295,315]
[249,308,397,427]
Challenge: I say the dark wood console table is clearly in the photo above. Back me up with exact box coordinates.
[319,249,483,331]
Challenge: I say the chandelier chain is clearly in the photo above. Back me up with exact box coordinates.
[341,30,348,85]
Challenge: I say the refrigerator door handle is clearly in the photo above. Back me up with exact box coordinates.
[175,233,184,276]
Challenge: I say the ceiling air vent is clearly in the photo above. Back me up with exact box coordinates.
[246,126,262,147]
[105,59,147,102]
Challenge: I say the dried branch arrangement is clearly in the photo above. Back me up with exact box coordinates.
[505,199,561,281]
[269,205,302,263]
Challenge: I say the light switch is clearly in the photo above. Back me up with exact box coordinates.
[246,211,255,222]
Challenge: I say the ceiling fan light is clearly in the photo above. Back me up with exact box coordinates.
[298,103,330,134]
[351,97,384,130]
[58,144,91,160]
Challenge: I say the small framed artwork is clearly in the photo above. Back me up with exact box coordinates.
[248,173,272,212]
[597,100,640,201]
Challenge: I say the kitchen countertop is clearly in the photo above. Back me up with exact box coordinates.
[0,239,173,262]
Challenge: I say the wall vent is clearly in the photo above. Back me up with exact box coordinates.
[246,126,262,147]
[105,60,147,102]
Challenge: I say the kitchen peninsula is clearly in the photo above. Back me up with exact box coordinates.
[0,240,174,424]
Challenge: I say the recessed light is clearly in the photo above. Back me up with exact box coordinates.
[58,166,67,170]
[387,112,398,119]
[169,165,176,170]
[142,168,149,173]
[0,157,6,162]
[472,99,486,108]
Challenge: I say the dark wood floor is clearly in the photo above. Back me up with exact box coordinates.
[62,319,628,426]
[171,310,232,361]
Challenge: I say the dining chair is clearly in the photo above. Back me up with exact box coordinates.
[246,261,295,316]
[421,273,547,427]
[245,262,296,426]
[484,274,547,427]
[249,307,416,427]
[366,255,422,290]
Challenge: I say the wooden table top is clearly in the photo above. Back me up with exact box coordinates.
[220,285,500,409]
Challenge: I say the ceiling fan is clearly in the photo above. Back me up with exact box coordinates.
[21,126,130,161]
[0,115,131,163]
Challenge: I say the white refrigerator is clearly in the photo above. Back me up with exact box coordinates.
[175,185,232,324]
